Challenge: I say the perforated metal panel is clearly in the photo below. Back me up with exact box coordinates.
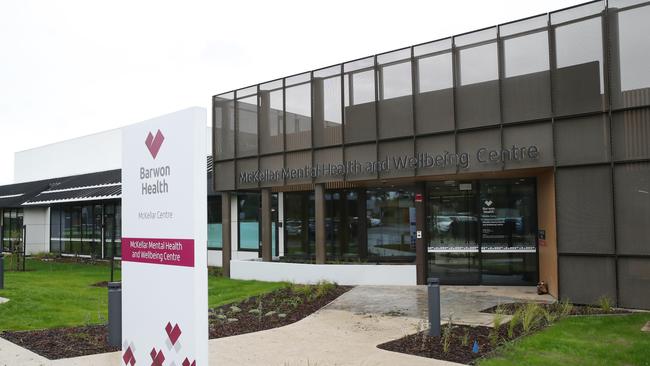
[618,257,650,309]
[559,256,616,305]
[556,115,610,165]
[556,166,614,254]
[614,163,650,255]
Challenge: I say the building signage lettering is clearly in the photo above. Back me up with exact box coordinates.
[240,145,540,184]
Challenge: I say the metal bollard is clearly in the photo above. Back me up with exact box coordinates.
[108,282,122,346]
[428,277,441,337]
[0,253,4,290]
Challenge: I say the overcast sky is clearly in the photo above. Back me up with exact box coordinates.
[0,0,583,185]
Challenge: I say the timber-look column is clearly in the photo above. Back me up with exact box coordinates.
[415,183,427,285]
[315,183,326,264]
[221,192,232,278]
[261,188,272,262]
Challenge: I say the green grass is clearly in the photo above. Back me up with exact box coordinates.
[480,313,650,366]
[0,258,286,331]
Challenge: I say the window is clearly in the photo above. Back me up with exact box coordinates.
[285,73,312,151]
[2,208,23,252]
[236,87,258,157]
[313,65,343,147]
[208,195,222,249]
[238,193,260,251]
[344,57,377,143]
[378,48,413,139]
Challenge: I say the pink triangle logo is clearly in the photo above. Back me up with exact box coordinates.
[145,130,165,159]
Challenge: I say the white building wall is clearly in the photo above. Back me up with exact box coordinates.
[23,207,49,254]
[14,126,212,183]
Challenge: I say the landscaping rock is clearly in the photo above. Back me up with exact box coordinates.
[248,309,261,315]
[642,321,650,333]
[229,306,241,313]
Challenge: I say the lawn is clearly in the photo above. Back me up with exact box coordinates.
[480,313,650,366]
[0,258,286,331]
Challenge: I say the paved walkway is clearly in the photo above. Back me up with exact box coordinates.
[0,286,554,366]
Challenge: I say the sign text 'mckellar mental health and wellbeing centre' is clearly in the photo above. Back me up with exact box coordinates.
[121,108,208,366]
[240,144,540,184]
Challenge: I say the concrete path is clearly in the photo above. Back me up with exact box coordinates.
[0,286,554,366]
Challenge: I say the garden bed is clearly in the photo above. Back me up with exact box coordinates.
[1,325,119,359]
[209,283,349,338]
[377,300,621,364]
[378,323,517,365]
[481,302,631,316]
[0,283,348,360]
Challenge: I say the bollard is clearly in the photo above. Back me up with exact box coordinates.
[0,253,4,290]
[108,282,122,347]
[428,277,441,337]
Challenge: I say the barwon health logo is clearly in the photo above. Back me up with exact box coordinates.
[145,129,165,159]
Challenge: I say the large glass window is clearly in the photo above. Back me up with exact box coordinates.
[285,73,312,151]
[214,92,235,160]
[284,191,315,258]
[552,2,606,115]
[259,80,284,154]
[208,195,222,249]
[2,208,23,252]
[455,28,500,129]
[366,188,416,261]
[325,190,361,260]
[378,48,413,139]
[236,87,258,157]
[313,66,342,147]
[238,193,260,251]
[344,57,376,143]
[501,15,552,123]
[50,201,121,258]
[611,2,650,108]
[415,39,454,134]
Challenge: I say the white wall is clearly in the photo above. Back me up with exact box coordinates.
[14,128,123,183]
[230,259,417,286]
[23,207,49,254]
[13,126,212,183]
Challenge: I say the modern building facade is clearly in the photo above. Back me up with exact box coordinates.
[212,0,650,309]
[1,0,648,310]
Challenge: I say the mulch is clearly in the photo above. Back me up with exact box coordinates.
[209,285,349,339]
[1,325,119,360]
[378,324,521,365]
[481,302,632,316]
[379,301,633,364]
[0,284,349,360]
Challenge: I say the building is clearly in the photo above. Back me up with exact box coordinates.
[1,0,648,310]
[211,0,650,309]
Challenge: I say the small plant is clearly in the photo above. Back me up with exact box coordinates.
[521,303,542,334]
[489,313,503,347]
[558,298,574,319]
[541,306,558,325]
[461,327,470,346]
[508,308,522,338]
[598,296,613,313]
[441,314,454,354]
[314,281,336,298]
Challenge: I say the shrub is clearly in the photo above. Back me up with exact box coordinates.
[441,314,453,354]
[461,327,470,346]
[507,309,522,338]
[558,298,574,319]
[490,313,503,347]
[314,281,336,298]
[598,296,613,313]
[521,303,543,334]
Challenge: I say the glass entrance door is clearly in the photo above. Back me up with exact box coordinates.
[427,181,480,284]
[427,178,538,285]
